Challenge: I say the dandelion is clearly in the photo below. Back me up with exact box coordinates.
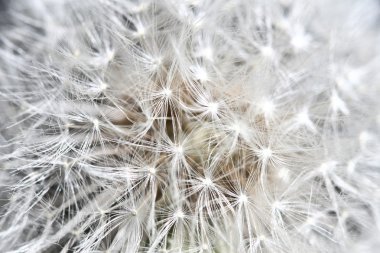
[0,0,380,252]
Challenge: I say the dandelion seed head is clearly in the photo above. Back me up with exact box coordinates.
[1,0,379,252]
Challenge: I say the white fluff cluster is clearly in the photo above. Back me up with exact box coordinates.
[1,0,380,252]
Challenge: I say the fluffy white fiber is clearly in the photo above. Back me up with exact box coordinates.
[0,0,380,252]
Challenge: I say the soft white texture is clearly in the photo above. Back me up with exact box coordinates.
[0,0,380,252]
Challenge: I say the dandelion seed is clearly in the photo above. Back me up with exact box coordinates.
[161,88,172,98]
[291,29,311,51]
[73,49,81,57]
[173,209,185,219]
[92,118,99,128]
[277,167,290,182]
[201,177,214,187]
[199,47,214,62]
[272,201,283,211]
[191,65,209,82]
[134,24,146,38]
[296,108,317,132]
[258,235,266,241]
[260,100,275,120]
[201,243,209,250]
[331,90,349,115]
[152,57,163,70]
[206,102,218,115]
[147,166,156,175]
[359,131,371,147]
[231,123,242,134]
[306,216,316,226]
[134,3,149,13]
[105,49,115,62]
[99,81,108,91]
[258,147,272,162]
[238,193,248,204]
[346,160,356,174]
[319,161,336,175]
[260,46,275,60]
